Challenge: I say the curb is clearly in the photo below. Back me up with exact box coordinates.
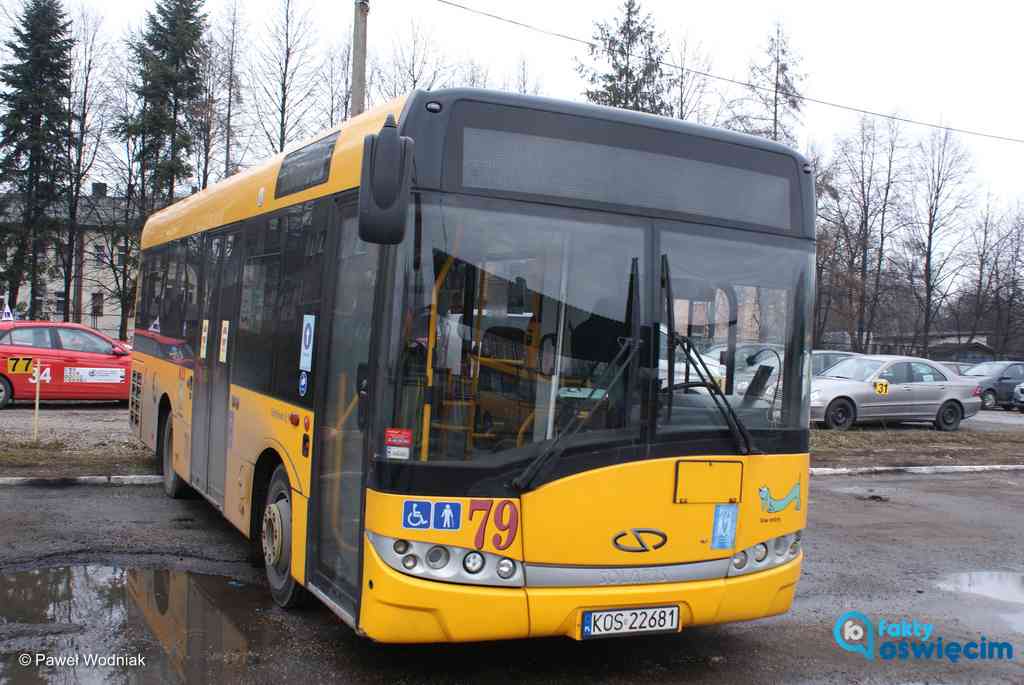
[810,464,1024,477]
[0,475,162,487]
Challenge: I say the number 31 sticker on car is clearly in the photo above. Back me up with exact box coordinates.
[874,380,889,396]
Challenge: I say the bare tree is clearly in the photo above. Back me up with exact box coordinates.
[453,58,489,89]
[502,56,542,95]
[667,36,717,125]
[216,0,245,176]
[951,195,1003,341]
[373,21,450,101]
[315,38,352,129]
[189,32,221,190]
[901,129,972,356]
[80,193,139,341]
[100,39,152,337]
[249,0,318,155]
[825,117,906,351]
[58,5,109,322]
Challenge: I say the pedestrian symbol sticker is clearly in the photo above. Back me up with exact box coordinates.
[432,502,462,531]
[711,503,738,549]
[402,500,432,529]
[299,314,315,372]
[298,371,309,397]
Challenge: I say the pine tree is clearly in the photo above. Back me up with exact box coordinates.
[576,0,670,115]
[131,0,206,203]
[0,0,74,319]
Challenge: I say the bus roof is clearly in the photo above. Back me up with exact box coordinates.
[142,88,814,250]
[141,96,408,250]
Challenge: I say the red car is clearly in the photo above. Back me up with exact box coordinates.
[0,321,132,407]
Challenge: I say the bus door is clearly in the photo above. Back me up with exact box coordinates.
[191,230,242,504]
[308,200,380,614]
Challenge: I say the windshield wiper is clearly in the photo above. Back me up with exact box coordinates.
[660,254,760,456]
[512,258,642,491]
[511,336,642,490]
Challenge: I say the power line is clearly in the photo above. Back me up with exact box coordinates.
[436,0,1024,145]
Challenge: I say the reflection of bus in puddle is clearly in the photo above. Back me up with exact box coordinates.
[126,569,262,682]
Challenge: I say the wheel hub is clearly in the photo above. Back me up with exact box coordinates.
[262,502,285,567]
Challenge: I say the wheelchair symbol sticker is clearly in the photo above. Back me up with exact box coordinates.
[402,500,433,529]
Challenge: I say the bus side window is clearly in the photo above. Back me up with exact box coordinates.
[235,219,281,394]
[270,201,326,407]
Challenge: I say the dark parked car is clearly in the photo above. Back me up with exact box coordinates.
[962,360,1024,410]
[812,350,860,376]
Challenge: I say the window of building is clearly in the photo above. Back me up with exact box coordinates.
[90,292,104,317]
[93,245,106,267]
[54,291,67,318]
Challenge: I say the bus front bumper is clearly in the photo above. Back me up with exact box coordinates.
[357,541,802,643]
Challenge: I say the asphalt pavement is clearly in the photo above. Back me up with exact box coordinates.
[962,408,1024,432]
[0,474,1021,684]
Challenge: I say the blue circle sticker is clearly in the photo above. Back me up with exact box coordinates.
[298,371,309,397]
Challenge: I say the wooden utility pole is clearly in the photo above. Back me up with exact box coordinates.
[351,0,369,116]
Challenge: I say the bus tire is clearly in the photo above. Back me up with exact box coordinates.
[159,411,188,498]
[0,376,12,408]
[262,466,310,609]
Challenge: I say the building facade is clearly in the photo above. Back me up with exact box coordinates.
[0,183,135,340]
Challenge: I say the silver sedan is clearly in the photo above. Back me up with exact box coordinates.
[810,355,982,431]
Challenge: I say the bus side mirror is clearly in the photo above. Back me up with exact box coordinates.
[358,114,413,245]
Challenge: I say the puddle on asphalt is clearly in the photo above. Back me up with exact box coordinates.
[0,566,279,684]
[937,572,1024,633]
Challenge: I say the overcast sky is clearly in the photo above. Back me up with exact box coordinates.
[51,0,1024,205]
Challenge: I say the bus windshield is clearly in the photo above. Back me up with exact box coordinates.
[378,192,812,469]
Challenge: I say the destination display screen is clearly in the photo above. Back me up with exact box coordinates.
[449,102,802,234]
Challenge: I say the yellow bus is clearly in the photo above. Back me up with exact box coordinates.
[131,88,815,643]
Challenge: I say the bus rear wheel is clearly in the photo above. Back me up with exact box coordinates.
[159,412,188,499]
[262,466,310,609]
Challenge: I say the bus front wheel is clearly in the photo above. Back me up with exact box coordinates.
[262,466,310,608]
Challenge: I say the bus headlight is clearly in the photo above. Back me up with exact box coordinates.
[496,558,516,579]
[728,531,803,577]
[425,545,450,569]
[366,532,524,587]
[463,551,485,574]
